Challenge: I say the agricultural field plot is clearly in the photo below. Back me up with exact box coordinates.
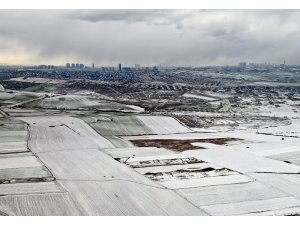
[256,103,300,119]
[0,91,43,107]
[268,151,300,166]
[24,95,102,109]
[20,116,115,152]
[59,180,207,216]
[82,115,153,136]
[186,130,300,154]
[0,108,56,117]
[202,91,233,99]
[138,116,192,134]
[0,117,57,206]
[172,111,290,132]
[187,130,300,168]
[123,132,244,152]
[0,192,83,216]
[82,115,192,136]
[216,131,300,166]
[103,135,135,148]
[23,94,142,112]
[251,173,300,200]
[258,119,300,138]
[185,147,300,174]
[201,197,300,216]
[10,77,67,84]
[36,149,158,183]
[17,115,208,215]
[0,149,54,185]
[123,132,228,140]
[0,181,63,196]
[176,181,300,215]
[0,164,53,183]
[117,153,252,189]
[183,93,217,101]
[0,118,28,154]
[129,137,241,152]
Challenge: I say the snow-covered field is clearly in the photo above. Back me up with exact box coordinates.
[138,116,192,134]
[256,104,300,118]
[2,85,300,215]
[14,115,207,215]
[258,119,300,137]
[0,91,43,107]
[83,115,192,136]
[0,118,28,154]
[10,77,66,84]
[1,111,300,215]
[20,116,115,152]
[23,94,141,112]
[25,95,101,109]
[183,93,216,101]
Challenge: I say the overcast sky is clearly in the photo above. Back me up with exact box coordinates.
[0,9,299,66]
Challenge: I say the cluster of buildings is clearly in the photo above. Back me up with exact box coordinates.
[66,63,85,69]
[64,63,150,72]
[37,65,56,70]
[65,63,122,71]
[238,61,287,69]
[28,61,160,72]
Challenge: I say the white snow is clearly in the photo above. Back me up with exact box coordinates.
[183,93,216,101]
[160,174,253,189]
[137,116,192,134]
[184,148,300,174]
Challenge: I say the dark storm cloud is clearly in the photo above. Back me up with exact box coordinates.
[0,9,300,66]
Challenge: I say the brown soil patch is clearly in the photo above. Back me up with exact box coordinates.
[130,138,242,152]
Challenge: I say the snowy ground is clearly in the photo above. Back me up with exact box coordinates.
[1,112,300,215]
[183,93,216,101]
[1,85,300,215]
[10,77,67,84]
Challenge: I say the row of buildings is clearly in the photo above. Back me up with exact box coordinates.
[66,63,85,69]
[64,63,147,71]
[65,63,123,71]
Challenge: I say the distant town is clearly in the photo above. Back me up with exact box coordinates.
[1,61,300,87]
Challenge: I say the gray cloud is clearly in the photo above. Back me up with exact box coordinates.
[0,10,299,66]
[67,9,193,28]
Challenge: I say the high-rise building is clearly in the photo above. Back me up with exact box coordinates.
[239,62,247,68]
[76,63,80,69]
[38,65,47,69]
[71,63,76,68]
[118,63,122,71]
[92,64,95,69]
[66,63,70,68]
[135,64,140,70]
[80,64,84,69]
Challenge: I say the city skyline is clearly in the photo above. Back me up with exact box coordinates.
[0,60,294,68]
